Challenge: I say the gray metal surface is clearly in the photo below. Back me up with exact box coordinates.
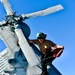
[24,4,63,19]
[15,29,40,67]
[0,0,13,15]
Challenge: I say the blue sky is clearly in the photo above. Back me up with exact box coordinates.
[0,0,75,75]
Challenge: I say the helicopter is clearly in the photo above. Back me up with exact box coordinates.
[0,0,64,75]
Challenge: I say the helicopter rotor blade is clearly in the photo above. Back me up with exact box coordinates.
[0,20,7,27]
[0,0,13,15]
[22,4,63,19]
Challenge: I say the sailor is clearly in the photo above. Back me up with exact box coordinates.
[29,32,64,75]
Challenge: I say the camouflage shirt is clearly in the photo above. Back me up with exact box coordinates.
[29,39,56,54]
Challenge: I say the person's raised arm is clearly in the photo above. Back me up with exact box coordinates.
[28,39,38,44]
